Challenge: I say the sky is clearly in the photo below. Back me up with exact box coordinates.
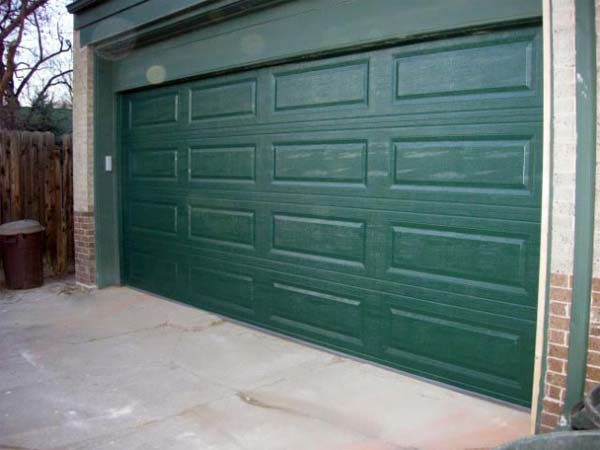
[18,0,74,106]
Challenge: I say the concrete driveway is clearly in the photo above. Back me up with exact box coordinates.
[0,277,530,450]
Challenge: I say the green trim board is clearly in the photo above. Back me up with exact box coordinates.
[564,0,597,417]
[534,0,554,432]
[120,25,543,405]
[94,54,121,287]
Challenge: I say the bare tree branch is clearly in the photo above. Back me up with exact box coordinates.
[0,0,49,41]
[1,0,72,128]
[34,68,73,100]
[15,26,71,97]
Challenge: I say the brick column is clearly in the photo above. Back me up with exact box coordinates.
[72,29,96,287]
[539,0,600,432]
[74,212,96,286]
[539,0,576,431]
[587,282,600,392]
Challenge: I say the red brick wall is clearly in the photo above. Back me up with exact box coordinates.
[540,274,600,432]
[587,281,600,393]
[74,211,96,286]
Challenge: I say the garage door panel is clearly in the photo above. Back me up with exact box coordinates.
[189,263,256,319]
[124,130,541,209]
[272,140,368,186]
[393,37,534,102]
[128,236,538,322]
[128,201,179,237]
[188,205,256,250]
[380,294,534,401]
[379,212,539,306]
[129,148,179,182]
[127,183,541,222]
[124,190,539,307]
[389,27,541,112]
[188,144,256,183]
[123,26,542,405]
[391,138,534,191]
[127,88,180,130]
[189,78,258,122]
[387,223,531,286]
[272,59,370,113]
[263,276,371,351]
[271,213,366,268]
[387,224,528,288]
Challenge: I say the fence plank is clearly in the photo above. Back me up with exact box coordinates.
[0,131,74,276]
[9,132,21,220]
[0,133,9,223]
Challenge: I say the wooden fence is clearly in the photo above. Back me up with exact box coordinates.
[0,131,73,275]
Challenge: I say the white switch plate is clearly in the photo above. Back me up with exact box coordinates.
[105,155,113,172]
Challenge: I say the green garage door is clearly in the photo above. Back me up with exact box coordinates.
[122,26,542,406]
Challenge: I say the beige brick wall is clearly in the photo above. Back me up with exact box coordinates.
[550,0,576,276]
[72,30,95,214]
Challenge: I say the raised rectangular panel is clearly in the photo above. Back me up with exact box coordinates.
[189,146,255,182]
[273,141,367,184]
[189,79,256,120]
[395,39,533,100]
[384,306,521,385]
[274,61,368,111]
[130,202,178,235]
[393,139,531,190]
[129,150,177,180]
[269,281,363,345]
[191,267,254,312]
[272,214,365,265]
[390,225,526,287]
[189,206,254,248]
[129,92,178,127]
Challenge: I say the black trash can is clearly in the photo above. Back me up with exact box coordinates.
[0,220,45,289]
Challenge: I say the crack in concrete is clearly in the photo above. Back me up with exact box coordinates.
[74,318,226,345]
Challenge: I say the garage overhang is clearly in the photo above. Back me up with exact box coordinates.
[67,0,289,48]
[69,0,543,59]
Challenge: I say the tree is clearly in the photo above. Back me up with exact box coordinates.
[1,0,72,130]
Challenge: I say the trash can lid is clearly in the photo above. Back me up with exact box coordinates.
[0,220,45,236]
